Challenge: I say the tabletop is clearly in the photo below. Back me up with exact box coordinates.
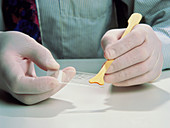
[0,59,170,128]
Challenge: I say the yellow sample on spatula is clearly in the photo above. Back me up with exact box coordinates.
[89,13,142,85]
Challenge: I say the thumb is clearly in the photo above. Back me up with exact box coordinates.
[47,67,76,83]
[101,29,125,59]
[19,35,60,71]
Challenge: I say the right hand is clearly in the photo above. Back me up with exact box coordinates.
[0,31,76,105]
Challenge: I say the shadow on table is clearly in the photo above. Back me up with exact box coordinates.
[0,90,75,118]
[105,83,170,111]
[64,83,170,114]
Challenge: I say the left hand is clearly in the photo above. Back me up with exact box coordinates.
[101,24,163,86]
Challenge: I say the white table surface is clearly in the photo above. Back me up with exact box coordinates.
[1,59,170,128]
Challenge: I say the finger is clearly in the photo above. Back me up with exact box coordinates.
[3,51,75,95]
[106,40,155,73]
[26,61,37,77]
[47,67,76,90]
[14,67,75,94]
[101,29,125,58]
[19,59,36,77]
[55,67,76,91]
[47,67,76,83]
[112,53,163,87]
[105,47,160,83]
[17,33,59,71]
[10,67,76,105]
[11,76,60,94]
[2,51,55,95]
[62,67,76,83]
[2,31,59,71]
[105,24,146,59]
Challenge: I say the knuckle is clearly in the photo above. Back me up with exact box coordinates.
[111,63,119,71]
[139,24,153,37]
[108,62,120,73]
[131,31,143,45]
[118,44,126,52]
[104,76,110,83]
[104,75,114,83]
[118,71,129,81]
[141,24,152,30]
[137,47,149,61]
[101,30,117,49]
[111,44,126,58]
[44,77,58,89]
[139,62,150,73]
[48,80,57,89]
[125,55,133,65]
[131,30,140,38]
[131,28,146,45]
[101,35,112,46]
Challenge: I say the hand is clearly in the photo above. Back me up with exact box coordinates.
[101,24,163,86]
[0,31,76,105]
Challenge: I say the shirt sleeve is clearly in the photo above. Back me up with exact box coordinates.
[134,0,170,70]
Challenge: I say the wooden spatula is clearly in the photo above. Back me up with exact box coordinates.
[89,13,142,85]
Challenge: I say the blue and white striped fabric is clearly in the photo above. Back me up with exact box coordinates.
[0,0,169,69]
[36,0,170,69]
[36,0,115,59]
